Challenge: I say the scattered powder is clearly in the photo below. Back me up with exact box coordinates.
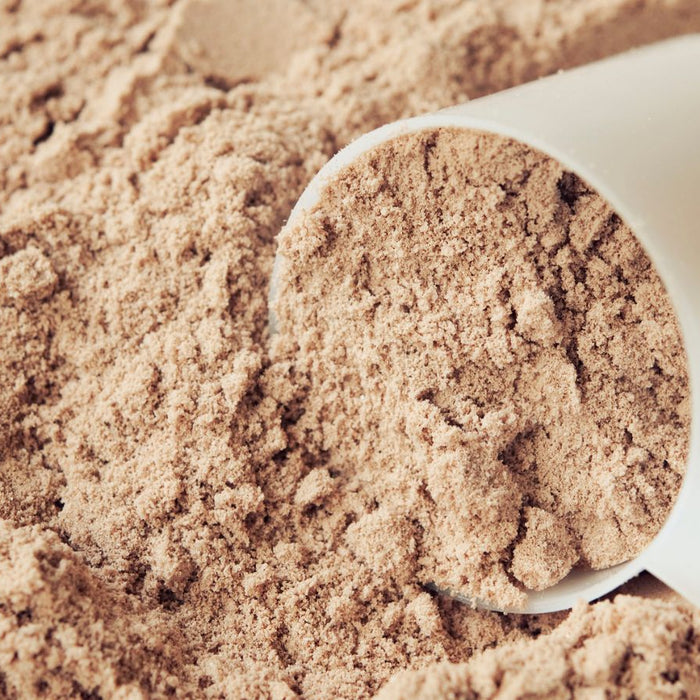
[1,0,700,698]
[274,128,690,609]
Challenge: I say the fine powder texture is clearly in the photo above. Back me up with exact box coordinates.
[2,1,700,698]
[274,128,690,609]
[376,596,700,699]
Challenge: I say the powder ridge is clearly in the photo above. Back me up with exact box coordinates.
[1,0,700,698]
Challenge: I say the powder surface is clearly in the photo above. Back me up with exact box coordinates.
[173,0,334,86]
[274,128,690,608]
[377,595,700,699]
[1,0,700,698]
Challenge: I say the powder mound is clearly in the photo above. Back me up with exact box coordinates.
[376,595,700,699]
[0,520,186,698]
[275,128,690,609]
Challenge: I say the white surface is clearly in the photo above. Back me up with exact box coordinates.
[270,35,700,613]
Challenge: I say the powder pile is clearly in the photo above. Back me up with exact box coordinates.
[274,128,690,609]
[377,595,700,699]
[1,0,700,698]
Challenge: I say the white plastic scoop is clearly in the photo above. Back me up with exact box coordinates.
[269,35,700,613]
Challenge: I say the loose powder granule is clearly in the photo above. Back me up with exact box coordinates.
[275,128,690,609]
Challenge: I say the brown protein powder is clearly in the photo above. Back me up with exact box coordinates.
[274,128,690,609]
[1,1,700,698]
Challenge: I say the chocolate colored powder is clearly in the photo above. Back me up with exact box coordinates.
[1,1,700,698]
[376,596,700,699]
[274,128,690,609]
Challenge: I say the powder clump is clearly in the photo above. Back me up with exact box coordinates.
[510,507,578,591]
[0,246,57,305]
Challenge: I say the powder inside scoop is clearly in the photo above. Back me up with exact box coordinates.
[274,127,690,608]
